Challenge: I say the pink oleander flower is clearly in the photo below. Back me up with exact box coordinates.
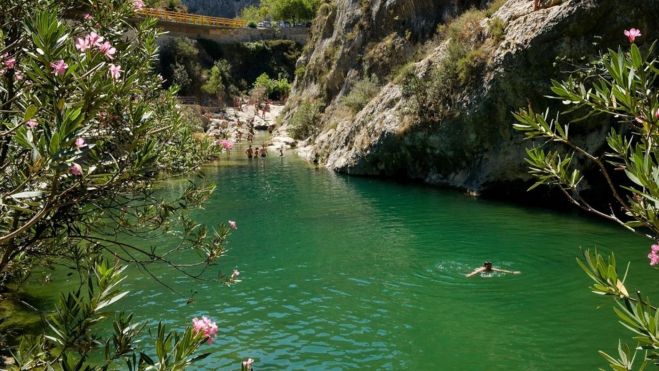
[108,64,122,80]
[25,119,38,129]
[242,358,254,370]
[648,251,659,266]
[84,13,92,20]
[4,56,16,70]
[87,31,104,47]
[652,244,659,253]
[133,0,145,10]
[75,137,86,149]
[69,163,83,176]
[221,139,234,150]
[98,41,116,59]
[655,109,659,120]
[624,28,642,43]
[75,37,92,52]
[14,70,23,81]
[50,60,68,76]
[192,316,218,344]
[228,220,237,230]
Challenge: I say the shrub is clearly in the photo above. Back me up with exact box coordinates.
[402,8,496,124]
[485,0,507,16]
[457,47,488,84]
[340,74,380,113]
[288,101,322,139]
[513,31,659,368]
[437,8,485,46]
[201,59,238,106]
[295,65,306,79]
[317,2,334,17]
[252,0,321,22]
[0,0,231,367]
[254,72,292,100]
[488,17,506,42]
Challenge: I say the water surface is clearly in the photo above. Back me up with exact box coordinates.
[28,141,659,370]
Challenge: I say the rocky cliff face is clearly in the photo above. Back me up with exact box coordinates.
[182,0,259,17]
[282,0,659,196]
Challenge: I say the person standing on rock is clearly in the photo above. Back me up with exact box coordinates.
[260,146,267,158]
[246,145,254,159]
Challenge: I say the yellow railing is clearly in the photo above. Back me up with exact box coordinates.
[137,8,246,29]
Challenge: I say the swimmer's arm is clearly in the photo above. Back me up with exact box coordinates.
[465,267,486,278]
[492,268,521,274]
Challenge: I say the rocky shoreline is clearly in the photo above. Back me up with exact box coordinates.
[203,103,299,153]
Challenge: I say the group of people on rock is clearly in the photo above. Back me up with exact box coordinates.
[232,96,272,120]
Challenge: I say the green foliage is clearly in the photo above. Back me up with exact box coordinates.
[0,0,231,366]
[317,2,334,18]
[240,5,267,23]
[578,250,656,368]
[457,47,488,84]
[172,62,191,91]
[402,9,490,124]
[247,0,320,22]
[10,261,209,370]
[253,72,292,100]
[288,101,322,139]
[161,39,302,97]
[340,75,380,113]
[402,7,509,125]
[488,17,506,42]
[485,0,507,16]
[513,35,659,368]
[437,8,485,45]
[401,41,464,123]
[159,38,203,95]
[201,59,238,105]
[295,65,306,79]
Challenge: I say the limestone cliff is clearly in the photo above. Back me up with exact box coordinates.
[281,0,659,196]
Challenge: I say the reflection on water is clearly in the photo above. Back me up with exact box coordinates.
[26,140,659,370]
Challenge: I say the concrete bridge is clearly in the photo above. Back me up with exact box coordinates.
[136,9,310,45]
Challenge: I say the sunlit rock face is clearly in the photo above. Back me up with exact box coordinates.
[182,0,259,17]
[282,0,659,197]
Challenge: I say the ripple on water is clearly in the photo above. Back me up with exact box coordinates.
[35,144,655,370]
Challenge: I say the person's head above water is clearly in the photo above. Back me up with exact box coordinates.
[483,261,493,271]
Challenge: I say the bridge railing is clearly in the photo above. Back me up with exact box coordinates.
[137,8,246,28]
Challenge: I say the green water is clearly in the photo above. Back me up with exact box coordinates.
[26,141,659,370]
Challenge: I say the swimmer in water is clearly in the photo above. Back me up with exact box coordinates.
[465,261,520,278]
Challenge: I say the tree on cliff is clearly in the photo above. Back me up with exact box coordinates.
[514,28,659,368]
[242,0,320,22]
